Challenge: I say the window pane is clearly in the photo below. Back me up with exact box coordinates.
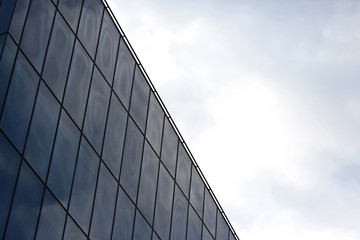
[0,52,38,152]
[216,212,229,240]
[229,232,236,240]
[20,0,55,72]
[202,225,214,240]
[203,189,216,237]
[42,13,75,100]
[0,0,17,34]
[58,0,82,32]
[152,233,160,240]
[161,119,178,177]
[170,185,188,240]
[146,93,164,155]
[133,211,152,240]
[176,144,191,198]
[187,206,201,240]
[64,217,86,240]
[24,82,60,180]
[9,0,31,43]
[190,166,204,217]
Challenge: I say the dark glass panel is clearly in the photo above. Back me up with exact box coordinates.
[0,132,20,237]
[63,217,87,240]
[69,138,99,233]
[202,225,214,240]
[102,94,127,179]
[229,232,236,240]
[190,166,204,217]
[170,185,188,240]
[187,206,202,240]
[47,111,80,208]
[20,0,55,72]
[77,0,103,59]
[42,13,75,100]
[154,164,174,240]
[176,144,191,198]
[95,11,119,84]
[152,233,160,240]
[36,190,66,240]
[133,211,152,240]
[129,66,150,133]
[9,0,31,43]
[0,34,4,57]
[137,142,159,224]
[120,118,144,202]
[0,52,38,152]
[0,0,17,34]
[203,189,216,237]
[90,163,117,240]
[5,162,43,240]
[112,187,135,240]
[113,39,135,109]
[63,41,92,127]
[146,93,164,155]
[58,0,82,32]
[24,82,60,180]
[84,67,110,153]
[161,119,178,177]
[216,212,229,240]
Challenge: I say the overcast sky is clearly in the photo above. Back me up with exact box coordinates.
[107,0,360,239]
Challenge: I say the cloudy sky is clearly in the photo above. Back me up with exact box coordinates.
[107,0,360,239]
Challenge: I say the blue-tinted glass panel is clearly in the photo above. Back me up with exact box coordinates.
[146,93,164,155]
[203,189,216,237]
[0,0,17,34]
[5,162,43,240]
[202,225,214,240]
[84,67,110,154]
[95,11,119,84]
[133,211,152,240]
[113,39,135,109]
[161,119,178,177]
[0,132,20,236]
[9,0,31,43]
[77,0,103,59]
[69,138,99,233]
[112,187,135,240]
[47,111,80,207]
[36,190,66,240]
[20,0,55,72]
[154,164,174,240]
[129,66,150,133]
[216,212,229,240]
[137,142,159,224]
[120,118,144,202]
[63,41,92,127]
[187,206,201,240]
[153,233,160,240]
[176,144,191,198]
[64,217,86,240]
[0,52,38,152]
[90,163,117,240]
[102,94,127,179]
[58,0,82,32]
[42,13,75,100]
[24,82,60,180]
[190,166,204,217]
[229,232,236,240]
[170,185,188,240]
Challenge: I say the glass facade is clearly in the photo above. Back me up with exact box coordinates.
[0,0,238,239]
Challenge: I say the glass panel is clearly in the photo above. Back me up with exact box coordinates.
[102,94,127,179]
[170,185,188,240]
[9,0,31,43]
[95,11,119,84]
[133,211,152,240]
[137,142,159,224]
[203,189,216,237]
[161,119,178,177]
[0,0,17,34]
[0,52,38,152]
[120,118,144,202]
[216,212,229,240]
[152,233,160,240]
[176,144,191,198]
[90,163,117,240]
[69,138,99,233]
[187,206,201,240]
[154,164,174,240]
[20,0,55,72]
[24,82,60,180]
[47,110,80,208]
[202,225,214,240]
[36,190,66,240]
[113,39,135,109]
[0,132,21,237]
[146,93,164,155]
[112,187,135,240]
[42,13,75,100]
[190,166,205,217]
[63,217,87,240]
[77,0,103,59]
[5,162,43,240]
[63,41,92,127]
[58,0,82,32]
[129,66,150,133]
[229,232,236,240]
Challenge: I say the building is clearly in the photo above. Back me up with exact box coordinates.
[0,0,239,239]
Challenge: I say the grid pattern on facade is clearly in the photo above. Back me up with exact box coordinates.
[0,0,239,239]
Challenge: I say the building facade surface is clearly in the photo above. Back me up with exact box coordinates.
[0,0,238,239]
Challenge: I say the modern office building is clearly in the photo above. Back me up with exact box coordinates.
[0,0,239,239]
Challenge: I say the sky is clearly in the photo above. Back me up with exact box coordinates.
[106,0,360,239]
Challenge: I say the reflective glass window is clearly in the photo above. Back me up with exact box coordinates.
[176,144,191,198]
[69,138,99,233]
[170,185,188,240]
[63,217,87,240]
[113,39,135,109]
[9,0,31,43]
[47,110,80,208]
[0,0,17,34]
[146,93,164,155]
[102,94,127,179]
[36,190,66,240]
[229,233,236,240]
[77,0,103,59]
[24,82,60,180]
[42,13,75,100]
[90,163,117,240]
[95,11,120,84]
[120,118,144,202]
[187,206,202,240]
[133,211,152,240]
[84,67,110,153]
[202,225,214,240]
[0,52,38,152]
[203,189,216,237]
[5,162,43,240]
[20,0,55,72]
[58,0,82,32]
[216,212,229,240]
[63,41,92,127]
[161,119,178,177]
[154,164,174,240]
[190,166,204,217]
[153,233,160,240]
[137,142,159,224]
